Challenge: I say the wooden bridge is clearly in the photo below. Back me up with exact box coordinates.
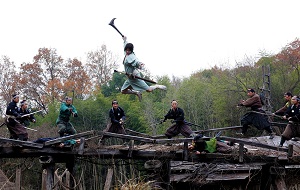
[0,127,300,190]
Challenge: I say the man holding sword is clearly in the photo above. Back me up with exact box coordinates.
[5,94,29,141]
[56,97,78,137]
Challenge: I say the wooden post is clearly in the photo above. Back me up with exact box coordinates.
[239,143,244,163]
[288,144,293,157]
[43,163,55,190]
[104,168,113,190]
[65,170,70,189]
[15,168,21,190]
[183,141,188,161]
[42,169,47,190]
[78,137,85,155]
[127,140,134,158]
[66,156,75,188]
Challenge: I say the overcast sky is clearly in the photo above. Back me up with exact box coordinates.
[0,0,299,78]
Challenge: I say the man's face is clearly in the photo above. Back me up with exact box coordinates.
[112,103,119,109]
[291,96,298,105]
[284,95,291,101]
[14,97,19,103]
[171,101,178,109]
[125,49,132,55]
[66,99,72,105]
[247,91,254,97]
[22,103,28,109]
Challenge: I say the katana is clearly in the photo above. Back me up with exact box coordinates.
[24,126,37,132]
[21,110,43,118]
[114,70,157,84]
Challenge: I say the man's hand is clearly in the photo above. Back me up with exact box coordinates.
[73,113,78,117]
[119,119,124,124]
[122,36,127,41]
[16,114,22,119]
[32,119,36,123]
[68,108,73,112]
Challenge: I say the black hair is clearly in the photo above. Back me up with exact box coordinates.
[124,43,134,52]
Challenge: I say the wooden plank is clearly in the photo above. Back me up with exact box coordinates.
[127,140,134,158]
[78,137,85,155]
[206,173,250,181]
[183,142,188,161]
[0,137,43,148]
[44,131,94,146]
[217,136,289,153]
[104,168,113,190]
[15,168,21,190]
[239,143,244,163]
[125,129,153,138]
[155,138,193,144]
[99,131,154,143]
[194,126,243,133]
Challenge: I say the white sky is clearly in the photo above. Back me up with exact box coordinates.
[0,0,299,78]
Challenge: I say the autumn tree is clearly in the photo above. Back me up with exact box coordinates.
[63,58,92,99]
[0,56,18,115]
[19,62,47,112]
[33,48,64,103]
[86,45,119,90]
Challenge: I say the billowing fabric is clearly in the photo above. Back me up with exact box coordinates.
[121,41,149,92]
[165,123,193,138]
[282,123,300,140]
[241,110,272,133]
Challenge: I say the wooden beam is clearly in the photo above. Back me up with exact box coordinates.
[125,129,153,138]
[0,137,43,148]
[15,168,21,190]
[216,136,289,153]
[78,137,85,155]
[104,168,113,190]
[99,131,154,143]
[155,138,193,144]
[183,142,188,161]
[127,140,134,158]
[44,131,94,146]
[239,143,244,163]
[194,126,243,133]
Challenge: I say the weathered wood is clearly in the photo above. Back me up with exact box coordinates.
[15,168,21,190]
[127,140,134,158]
[288,144,293,157]
[42,169,47,190]
[78,137,85,155]
[194,126,243,133]
[44,163,55,190]
[99,131,154,143]
[44,131,94,146]
[183,142,188,161]
[217,136,289,153]
[155,138,193,144]
[104,168,113,190]
[125,129,153,138]
[0,137,43,148]
[239,143,244,163]
[206,173,250,181]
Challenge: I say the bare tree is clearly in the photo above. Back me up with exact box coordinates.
[86,45,119,90]
[0,56,18,115]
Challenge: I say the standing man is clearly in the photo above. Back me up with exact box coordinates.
[162,100,195,139]
[56,97,78,137]
[273,92,293,116]
[17,100,36,127]
[100,100,126,144]
[5,94,28,141]
[121,36,167,101]
[237,88,275,139]
[279,96,300,147]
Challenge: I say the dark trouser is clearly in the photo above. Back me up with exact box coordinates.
[57,121,77,137]
[101,123,126,141]
[281,123,300,145]
[5,118,28,141]
[240,111,272,134]
[165,123,193,138]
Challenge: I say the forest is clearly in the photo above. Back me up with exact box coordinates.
[0,38,300,189]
